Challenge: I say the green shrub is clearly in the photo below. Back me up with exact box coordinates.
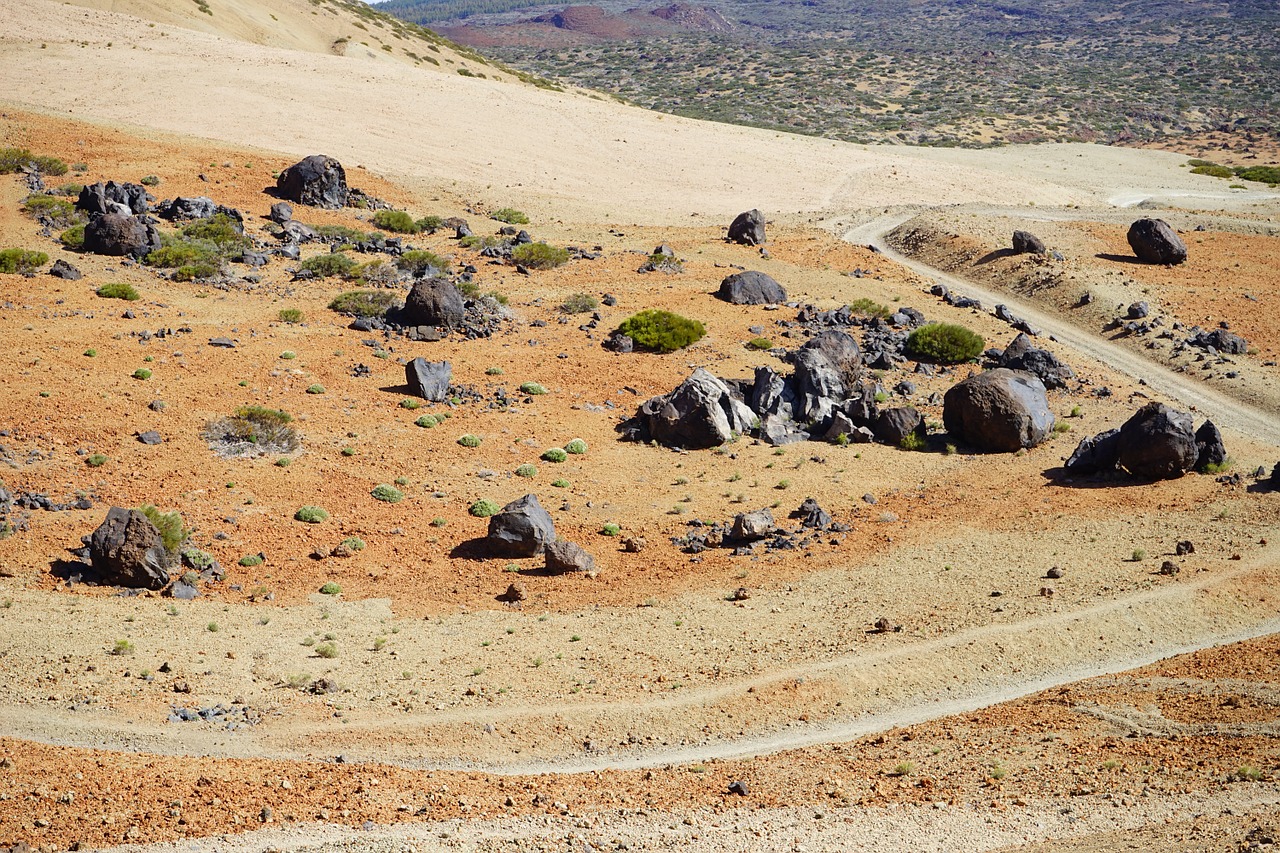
[315,642,338,659]
[551,478,569,488]
[905,323,984,363]
[899,432,927,451]
[280,351,297,360]
[747,337,773,350]
[601,523,621,536]
[1199,457,1233,474]
[139,174,161,187]
[146,242,218,269]
[560,293,599,314]
[0,249,48,274]
[319,581,343,595]
[371,484,404,503]
[278,308,304,324]
[430,517,447,527]
[132,368,152,380]
[1190,162,1233,178]
[60,224,85,250]
[0,147,68,176]
[97,280,140,300]
[469,499,501,517]
[239,554,264,567]
[295,506,329,523]
[172,263,217,282]
[305,384,325,395]
[371,209,419,233]
[564,438,587,455]
[301,252,357,278]
[541,447,568,463]
[511,242,570,270]
[848,297,891,318]
[459,234,505,251]
[328,289,398,317]
[396,249,449,276]
[109,639,135,656]
[519,381,548,395]
[617,309,706,353]
[314,224,368,242]
[85,453,108,467]
[202,405,300,456]
[415,414,438,428]
[458,434,481,448]
[181,213,246,248]
[1234,165,1280,185]
[138,504,188,554]
[416,215,444,233]
[339,537,366,551]
[399,398,421,410]
[490,207,529,224]
[515,463,537,478]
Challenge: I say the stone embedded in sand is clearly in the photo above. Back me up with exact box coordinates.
[718,270,787,305]
[1065,428,1121,474]
[1011,230,1045,254]
[89,506,171,590]
[943,368,1054,453]
[405,358,452,402]
[269,201,293,224]
[544,539,596,575]
[48,259,81,280]
[1127,218,1187,265]
[999,333,1075,390]
[1116,402,1197,479]
[486,494,556,557]
[275,155,348,209]
[727,208,766,246]
[1176,540,1196,556]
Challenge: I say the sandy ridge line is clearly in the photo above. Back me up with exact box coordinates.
[4,545,1279,774]
[843,206,1280,441]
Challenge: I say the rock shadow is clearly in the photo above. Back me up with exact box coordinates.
[1041,466,1154,489]
[974,248,1016,265]
[1095,253,1149,265]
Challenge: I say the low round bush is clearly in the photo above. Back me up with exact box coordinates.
[371,484,404,503]
[511,242,570,270]
[551,478,570,488]
[519,381,548,395]
[239,554,264,567]
[85,453,108,467]
[490,207,529,225]
[458,434,481,448]
[319,581,343,595]
[300,252,357,278]
[397,249,449,276]
[328,290,398,317]
[541,447,568,463]
[278,308,304,324]
[97,282,140,301]
[0,248,48,274]
[469,499,501,517]
[415,414,438,428]
[905,323,984,363]
[747,337,773,351]
[305,384,325,394]
[371,209,419,234]
[295,506,329,523]
[132,368,152,380]
[515,463,537,478]
[60,224,85,250]
[564,438,587,455]
[560,293,599,314]
[617,310,706,354]
[601,523,621,536]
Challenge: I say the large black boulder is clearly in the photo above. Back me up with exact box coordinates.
[943,368,1054,452]
[1127,218,1187,265]
[405,358,452,402]
[999,333,1074,390]
[718,270,786,305]
[1193,420,1227,472]
[77,181,152,215]
[791,331,862,425]
[1189,328,1248,355]
[1012,230,1046,255]
[1064,428,1121,474]
[402,278,466,329]
[1116,402,1197,479]
[83,213,162,258]
[275,155,349,209]
[873,406,924,446]
[637,368,757,449]
[727,209,766,246]
[486,494,555,557]
[89,507,171,589]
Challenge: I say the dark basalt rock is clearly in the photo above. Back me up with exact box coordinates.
[727,209,766,246]
[1127,218,1187,265]
[275,155,349,209]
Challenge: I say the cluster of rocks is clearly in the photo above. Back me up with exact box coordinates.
[928,283,983,310]
[348,276,509,341]
[673,498,848,556]
[1065,402,1225,479]
[484,495,597,577]
[168,702,261,730]
[985,332,1075,390]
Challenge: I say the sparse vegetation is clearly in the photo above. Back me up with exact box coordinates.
[515,463,537,478]
[560,293,599,314]
[132,368,153,380]
[397,249,449,276]
[109,639,135,656]
[278,308,305,324]
[747,337,773,350]
[204,405,299,457]
[306,384,325,395]
[301,252,358,279]
[617,309,706,353]
[315,642,339,659]
[541,447,568,463]
[905,323,984,363]
[848,297,891,318]
[458,434,482,447]
[85,453,108,468]
[511,241,570,270]
[0,147,68,176]
[519,381,548,395]
[295,506,329,523]
[96,282,141,301]
[320,582,343,595]
[490,207,529,224]
[371,209,419,233]
[239,554,264,567]
[601,523,621,536]
[328,289,398,317]
[371,484,405,503]
[469,499,501,517]
[0,249,48,274]
[564,438,587,455]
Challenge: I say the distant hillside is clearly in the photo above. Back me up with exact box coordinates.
[61,0,560,86]
[380,0,1280,151]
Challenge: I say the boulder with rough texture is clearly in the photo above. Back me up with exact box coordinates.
[727,209,766,246]
[486,494,555,557]
[1127,218,1187,265]
[402,278,466,329]
[275,155,348,209]
[792,331,861,424]
[48,259,81,280]
[718,270,786,305]
[544,540,597,575]
[269,202,294,224]
[1012,230,1046,255]
[89,507,171,589]
[638,368,757,449]
[405,358,452,402]
[1189,328,1248,355]
[77,181,152,215]
[999,333,1075,390]
[873,406,924,446]
[1116,402,1197,479]
[943,368,1054,452]
[156,196,217,220]
[730,508,775,542]
[1194,419,1227,472]
[83,213,162,258]
[1064,428,1121,474]
[794,497,832,530]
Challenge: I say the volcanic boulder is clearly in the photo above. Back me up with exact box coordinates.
[1012,230,1046,255]
[791,331,862,426]
[83,213,162,258]
[730,508,775,542]
[1127,218,1187,265]
[403,278,466,329]
[486,494,555,557]
[1115,402,1197,479]
[89,507,171,590]
[275,155,349,209]
[727,209,766,246]
[718,270,786,305]
[637,368,757,449]
[405,358,452,402]
[544,540,596,575]
[873,406,924,446]
[999,333,1074,390]
[1064,428,1121,474]
[1194,419,1227,472]
[943,368,1054,452]
[77,181,152,215]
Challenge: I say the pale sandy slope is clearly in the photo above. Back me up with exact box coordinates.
[6,0,1268,225]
